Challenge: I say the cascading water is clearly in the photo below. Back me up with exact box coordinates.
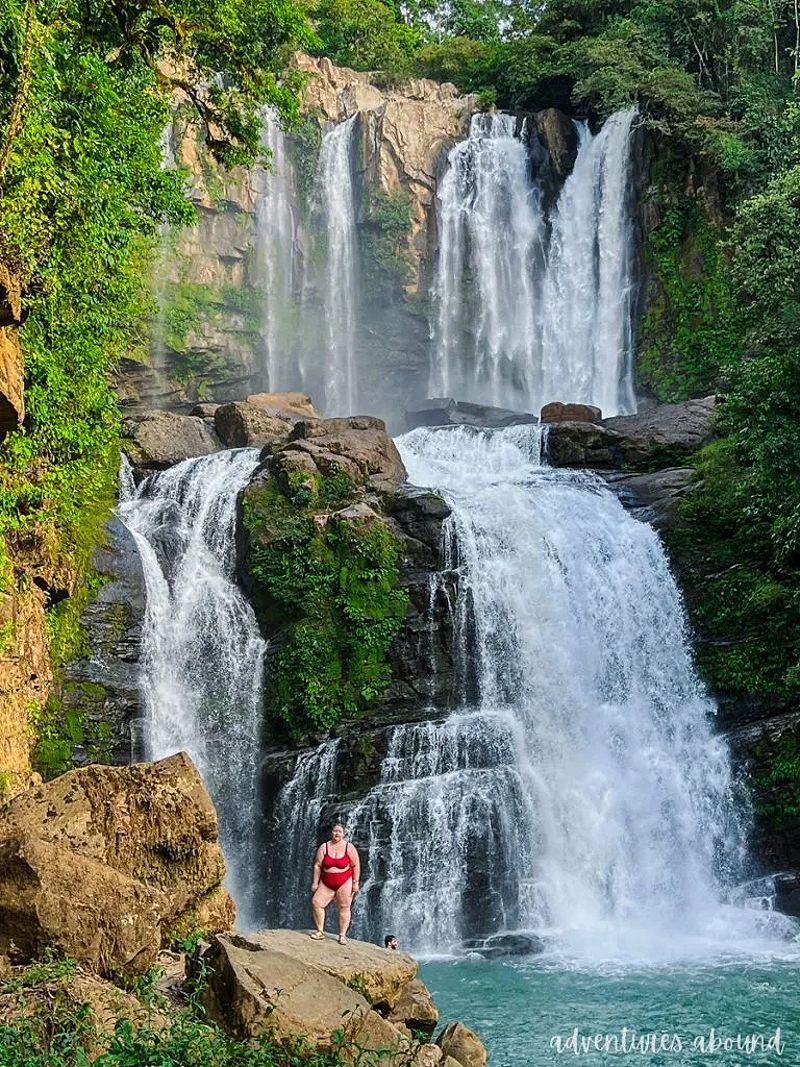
[315,115,359,416]
[254,109,301,392]
[339,425,756,955]
[431,109,638,417]
[117,449,266,926]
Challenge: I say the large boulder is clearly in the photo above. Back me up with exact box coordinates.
[546,396,716,471]
[437,1022,488,1067]
[122,411,221,471]
[228,929,417,1010]
[246,391,319,419]
[0,753,234,974]
[388,977,438,1036]
[199,932,410,1059]
[540,401,601,423]
[283,416,407,494]
[214,401,295,449]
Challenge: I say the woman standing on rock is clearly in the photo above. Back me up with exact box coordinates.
[310,822,361,945]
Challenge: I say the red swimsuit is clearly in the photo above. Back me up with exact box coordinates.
[320,843,354,890]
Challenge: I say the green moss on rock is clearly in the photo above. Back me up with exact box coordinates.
[243,469,408,739]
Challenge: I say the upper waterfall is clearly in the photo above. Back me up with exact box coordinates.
[431,109,638,418]
[255,109,301,393]
[117,449,266,926]
[315,115,359,416]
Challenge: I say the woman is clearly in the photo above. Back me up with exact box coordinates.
[310,822,360,945]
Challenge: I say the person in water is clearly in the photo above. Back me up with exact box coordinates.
[384,934,398,950]
[310,822,361,945]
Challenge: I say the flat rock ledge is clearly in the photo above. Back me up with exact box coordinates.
[198,930,485,1067]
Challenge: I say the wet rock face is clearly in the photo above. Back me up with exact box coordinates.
[405,398,537,430]
[0,753,234,974]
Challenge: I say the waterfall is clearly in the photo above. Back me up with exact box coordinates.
[337,425,751,955]
[432,113,543,410]
[255,109,301,392]
[117,449,266,926]
[431,109,637,417]
[316,115,359,416]
[540,110,638,416]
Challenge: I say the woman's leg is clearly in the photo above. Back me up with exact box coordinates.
[311,883,335,933]
[334,881,354,940]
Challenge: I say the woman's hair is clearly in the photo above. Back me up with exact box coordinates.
[332,822,345,832]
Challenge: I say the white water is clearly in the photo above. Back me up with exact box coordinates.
[343,426,768,957]
[316,115,359,415]
[254,110,301,392]
[117,450,266,925]
[431,110,638,417]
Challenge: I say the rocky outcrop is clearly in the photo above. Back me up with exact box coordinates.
[0,753,234,974]
[546,396,715,470]
[437,1022,487,1067]
[279,415,407,494]
[122,410,222,472]
[540,401,601,423]
[198,930,474,1067]
[199,931,411,1055]
[58,516,147,768]
[296,55,478,294]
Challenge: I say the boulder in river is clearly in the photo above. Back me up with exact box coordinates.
[437,1021,488,1067]
[405,398,536,431]
[122,410,221,471]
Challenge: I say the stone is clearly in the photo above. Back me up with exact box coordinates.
[122,410,221,470]
[388,977,438,1036]
[0,753,234,974]
[546,397,716,471]
[227,929,417,1009]
[288,416,407,493]
[60,515,147,767]
[533,109,578,178]
[405,399,536,431]
[414,1045,443,1067]
[0,327,24,438]
[190,402,221,418]
[540,402,601,423]
[200,932,410,1058]
[481,933,545,957]
[214,401,295,450]
[246,391,319,419]
[600,396,716,466]
[602,468,696,530]
[437,1021,488,1067]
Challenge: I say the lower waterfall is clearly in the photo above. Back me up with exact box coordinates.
[118,449,266,926]
[271,425,766,957]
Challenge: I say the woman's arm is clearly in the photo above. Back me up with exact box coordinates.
[311,845,323,892]
[348,843,361,892]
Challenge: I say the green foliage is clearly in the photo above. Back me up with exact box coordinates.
[312,0,420,75]
[244,473,408,738]
[753,734,800,827]
[0,955,415,1067]
[360,190,414,298]
[668,166,800,705]
[637,198,741,402]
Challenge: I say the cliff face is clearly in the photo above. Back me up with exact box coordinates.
[295,54,478,294]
